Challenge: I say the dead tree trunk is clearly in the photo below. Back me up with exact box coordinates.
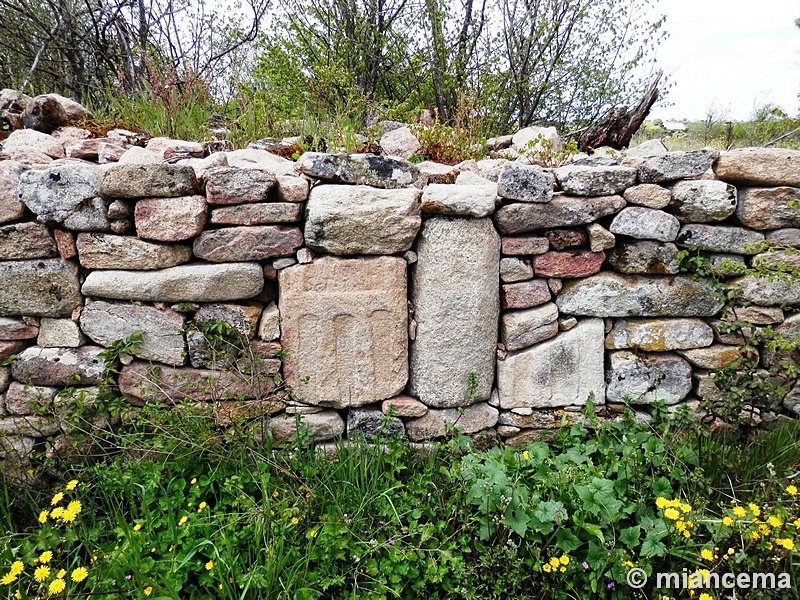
[579,71,662,152]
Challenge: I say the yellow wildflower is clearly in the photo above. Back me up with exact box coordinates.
[683,530,691,538]
[722,516,733,526]
[674,520,686,532]
[787,485,798,496]
[543,564,552,573]
[748,503,761,517]
[622,561,635,568]
[663,508,680,520]
[60,508,77,523]
[70,567,88,583]
[769,516,783,528]
[198,502,207,510]
[733,506,746,518]
[549,557,560,568]
[144,586,153,596]
[38,551,53,564]
[205,560,213,571]
[522,450,530,461]
[272,491,279,498]
[67,500,81,515]
[291,517,299,525]
[34,565,50,582]
[700,549,714,561]
[698,594,713,600]
[559,555,569,565]
[310,530,318,538]
[9,562,23,577]
[776,538,795,550]
[178,516,188,526]
[65,480,78,491]
[38,510,48,524]
[51,492,63,506]
[56,569,65,579]
[656,497,669,509]
[759,524,772,535]
[559,566,566,572]
[727,548,735,556]
[48,578,66,595]
[0,572,17,585]
[133,523,142,531]
[680,503,692,514]
[750,531,760,541]
[50,507,64,519]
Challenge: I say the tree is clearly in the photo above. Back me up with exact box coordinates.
[0,0,269,105]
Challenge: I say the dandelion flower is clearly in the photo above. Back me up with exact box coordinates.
[656,497,669,509]
[698,594,712,600]
[787,485,798,496]
[663,508,680,520]
[769,516,783,528]
[205,560,213,571]
[10,562,23,577]
[34,566,50,582]
[700,549,714,561]
[722,517,733,526]
[38,551,53,564]
[559,555,569,565]
[48,578,66,595]
[291,517,299,525]
[680,503,692,514]
[732,506,746,518]
[748,503,761,517]
[50,507,64,519]
[56,570,66,579]
[776,538,795,550]
[144,587,153,596]
[549,557,560,569]
[51,492,64,506]
[65,480,78,491]
[60,509,77,523]
[38,510,49,524]
[67,500,81,515]
[71,567,88,583]
[133,523,142,531]
[1,572,17,585]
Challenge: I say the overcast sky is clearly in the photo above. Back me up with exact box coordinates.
[648,0,800,121]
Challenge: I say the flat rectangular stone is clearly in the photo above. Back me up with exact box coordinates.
[279,256,408,408]
[118,360,279,404]
[209,203,303,225]
[409,218,499,408]
[501,235,549,255]
[502,279,550,309]
[81,262,264,302]
[498,319,605,408]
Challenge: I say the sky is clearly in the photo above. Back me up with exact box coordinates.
[648,0,800,121]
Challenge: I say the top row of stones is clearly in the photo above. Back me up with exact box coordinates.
[296,147,800,196]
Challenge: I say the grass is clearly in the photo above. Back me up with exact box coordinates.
[1,399,800,599]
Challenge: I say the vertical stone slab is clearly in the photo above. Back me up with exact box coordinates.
[279,256,408,408]
[409,216,500,408]
[497,318,605,409]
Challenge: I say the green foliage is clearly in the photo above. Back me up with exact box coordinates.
[2,398,800,599]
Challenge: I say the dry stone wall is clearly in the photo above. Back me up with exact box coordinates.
[1,125,800,464]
